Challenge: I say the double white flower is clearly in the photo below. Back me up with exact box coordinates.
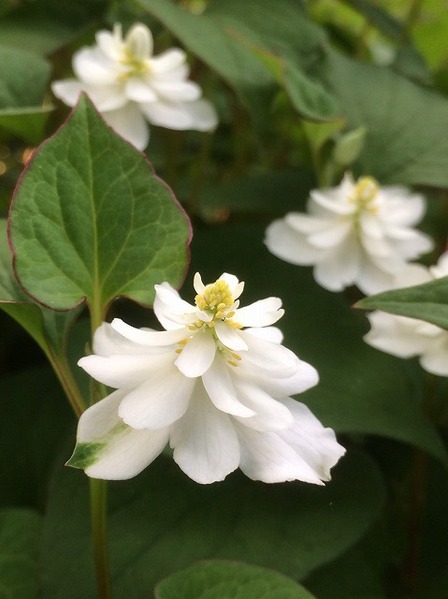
[265,173,433,295]
[364,255,448,377]
[52,23,218,150]
[71,273,345,484]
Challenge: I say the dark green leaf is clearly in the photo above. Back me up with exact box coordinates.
[41,450,384,597]
[318,50,448,187]
[136,0,326,129]
[9,94,191,312]
[0,219,80,356]
[0,508,41,599]
[155,560,317,599]
[0,45,51,109]
[357,277,448,330]
[0,106,53,145]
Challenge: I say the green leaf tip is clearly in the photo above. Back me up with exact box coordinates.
[356,276,448,331]
[9,93,191,313]
[66,442,105,470]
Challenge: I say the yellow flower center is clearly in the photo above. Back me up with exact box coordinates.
[118,49,149,79]
[194,279,242,329]
[176,278,244,366]
[351,176,379,214]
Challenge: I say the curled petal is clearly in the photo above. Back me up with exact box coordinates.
[78,351,174,389]
[154,282,197,329]
[110,318,186,346]
[234,297,284,328]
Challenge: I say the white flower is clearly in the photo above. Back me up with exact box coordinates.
[364,255,448,376]
[265,173,434,295]
[70,272,345,484]
[51,23,218,150]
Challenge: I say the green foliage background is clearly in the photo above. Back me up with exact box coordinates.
[1,0,448,597]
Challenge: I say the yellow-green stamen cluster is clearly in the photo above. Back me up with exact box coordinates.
[193,279,242,330]
[351,176,379,214]
[119,50,149,79]
[177,279,244,366]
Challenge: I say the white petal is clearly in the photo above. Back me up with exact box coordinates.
[313,233,360,291]
[154,282,198,329]
[239,330,304,376]
[125,77,157,103]
[73,389,169,480]
[232,378,294,431]
[96,28,123,61]
[92,322,157,357]
[175,330,216,377]
[308,219,352,249]
[51,80,84,106]
[125,23,153,61]
[170,385,240,484]
[234,297,283,327]
[218,272,240,291]
[193,272,205,295]
[236,425,325,484]
[431,252,448,278]
[118,368,195,429]
[236,398,344,484]
[79,85,128,112]
[238,352,319,398]
[265,219,324,265]
[102,104,149,150]
[73,47,119,85]
[151,79,202,102]
[78,351,174,389]
[110,318,186,346]
[201,358,255,417]
[310,189,355,216]
[355,256,397,294]
[149,48,186,74]
[244,326,284,344]
[420,333,448,376]
[140,98,218,131]
[277,398,346,481]
[214,321,248,351]
[364,311,438,357]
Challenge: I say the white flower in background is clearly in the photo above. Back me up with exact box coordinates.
[51,23,218,150]
[364,254,448,376]
[70,272,345,484]
[265,173,434,295]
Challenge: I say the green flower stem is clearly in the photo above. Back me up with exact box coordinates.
[90,478,113,599]
[89,298,113,598]
[44,347,86,418]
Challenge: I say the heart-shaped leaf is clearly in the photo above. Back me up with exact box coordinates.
[9,94,191,313]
